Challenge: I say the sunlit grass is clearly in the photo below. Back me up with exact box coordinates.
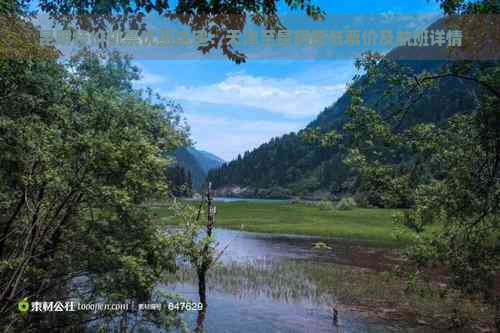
[152,201,405,247]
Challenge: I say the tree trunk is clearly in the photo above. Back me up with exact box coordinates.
[195,302,207,333]
[194,182,215,332]
[198,268,207,306]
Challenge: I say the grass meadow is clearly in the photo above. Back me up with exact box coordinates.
[152,201,407,246]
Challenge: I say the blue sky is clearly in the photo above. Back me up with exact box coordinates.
[134,1,443,161]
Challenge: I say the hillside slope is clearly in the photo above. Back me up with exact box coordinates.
[207,20,479,198]
[174,147,225,190]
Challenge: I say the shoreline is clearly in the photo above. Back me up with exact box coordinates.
[152,200,407,247]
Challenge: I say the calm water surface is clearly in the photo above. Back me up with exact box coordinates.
[164,228,429,333]
[212,197,292,203]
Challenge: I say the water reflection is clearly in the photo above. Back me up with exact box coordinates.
[212,228,330,263]
[213,197,292,203]
[170,282,395,333]
[163,229,425,333]
[203,228,393,271]
[195,304,207,333]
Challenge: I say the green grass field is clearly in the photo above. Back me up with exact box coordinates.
[152,201,407,246]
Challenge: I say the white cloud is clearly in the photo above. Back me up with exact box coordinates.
[164,73,346,118]
[134,63,168,86]
[187,113,300,133]
[139,71,166,85]
[185,113,303,161]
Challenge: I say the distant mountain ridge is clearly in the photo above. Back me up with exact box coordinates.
[186,147,225,174]
[173,147,225,191]
[207,18,479,199]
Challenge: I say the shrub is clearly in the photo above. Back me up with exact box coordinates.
[336,196,357,210]
[352,192,371,208]
[317,200,335,211]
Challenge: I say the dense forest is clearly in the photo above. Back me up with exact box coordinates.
[208,48,479,201]
[165,165,193,197]
[172,147,224,191]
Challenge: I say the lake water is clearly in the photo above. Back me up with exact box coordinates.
[213,197,292,203]
[163,228,429,333]
[169,282,396,333]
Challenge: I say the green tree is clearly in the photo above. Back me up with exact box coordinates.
[331,16,500,333]
[0,58,191,331]
[166,165,193,197]
[305,0,500,328]
[2,0,324,63]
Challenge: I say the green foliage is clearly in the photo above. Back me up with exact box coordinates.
[162,198,217,273]
[0,15,59,60]
[166,165,193,197]
[4,0,324,63]
[339,50,500,310]
[294,2,500,310]
[0,58,192,331]
[208,132,330,191]
[207,38,483,200]
[316,200,335,211]
[436,0,500,14]
[172,147,224,191]
[336,196,357,210]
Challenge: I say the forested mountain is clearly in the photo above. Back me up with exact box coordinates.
[165,165,193,197]
[172,147,225,190]
[187,147,225,174]
[208,20,479,198]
